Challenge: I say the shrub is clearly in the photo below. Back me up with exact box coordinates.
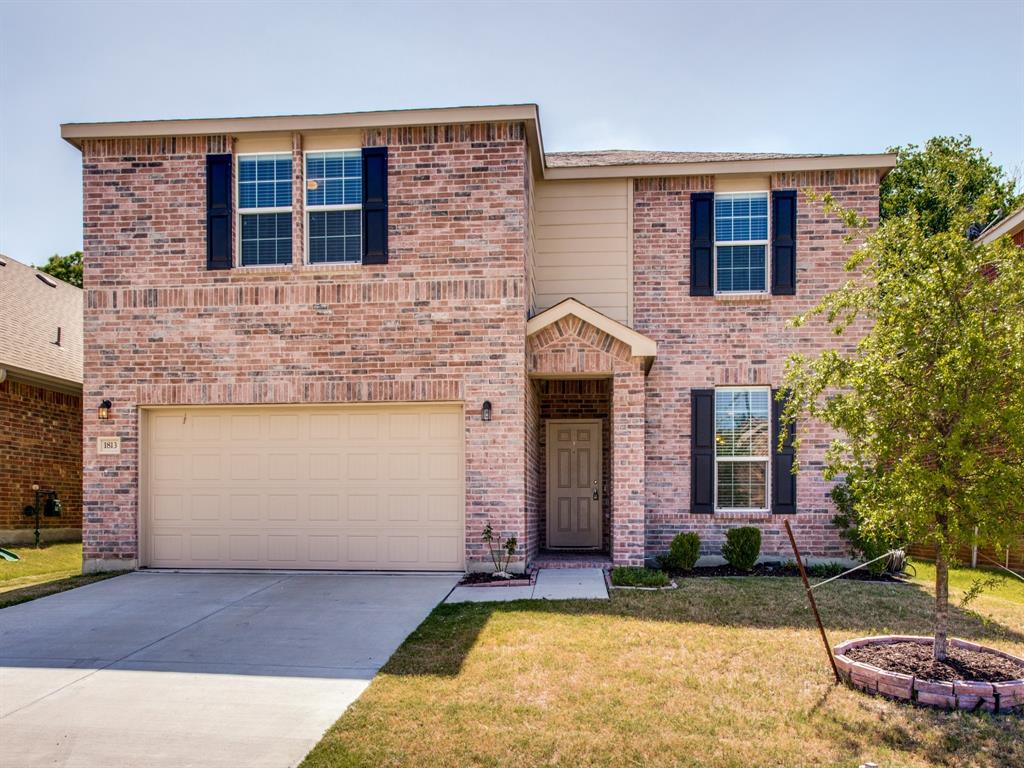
[808,561,846,579]
[831,481,901,574]
[611,566,670,588]
[721,527,761,571]
[660,532,701,571]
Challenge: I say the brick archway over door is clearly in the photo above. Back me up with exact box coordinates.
[526,309,651,566]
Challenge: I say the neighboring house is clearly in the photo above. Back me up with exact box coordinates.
[907,202,1024,572]
[0,255,83,545]
[61,105,896,574]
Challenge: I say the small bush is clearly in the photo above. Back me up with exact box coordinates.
[611,566,670,588]
[660,532,701,571]
[808,561,846,579]
[831,480,902,574]
[721,527,761,571]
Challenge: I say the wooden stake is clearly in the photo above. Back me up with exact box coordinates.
[784,519,842,683]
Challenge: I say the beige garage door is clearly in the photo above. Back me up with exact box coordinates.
[142,404,464,570]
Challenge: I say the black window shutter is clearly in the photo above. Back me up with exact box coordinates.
[771,189,797,295]
[771,389,797,514]
[691,389,715,513]
[690,192,714,296]
[362,146,388,265]
[206,154,232,270]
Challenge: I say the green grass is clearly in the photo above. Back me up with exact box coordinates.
[303,561,1023,768]
[610,566,670,588]
[0,543,118,608]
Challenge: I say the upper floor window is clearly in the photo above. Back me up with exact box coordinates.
[715,192,768,293]
[237,153,292,267]
[714,387,770,511]
[305,150,362,264]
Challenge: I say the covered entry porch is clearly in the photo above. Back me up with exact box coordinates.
[524,299,656,568]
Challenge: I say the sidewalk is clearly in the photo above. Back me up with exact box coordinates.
[445,568,608,603]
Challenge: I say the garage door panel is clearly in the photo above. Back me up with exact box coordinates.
[145,405,464,570]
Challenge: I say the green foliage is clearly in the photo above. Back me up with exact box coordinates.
[808,561,846,579]
[721,527,761,572]
[481,522,517,577]
[610,566,670,588]
[781,136,1024,657]
[830,481,903,573]
[37,251,83,288]
[881,136,1022,236]
[659,532,701,571]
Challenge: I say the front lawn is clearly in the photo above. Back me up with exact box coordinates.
[0,543,116,608]
[303,560,1023,768]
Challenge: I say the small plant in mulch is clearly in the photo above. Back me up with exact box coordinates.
[610,566,670,588]
[658,532,700,572]
[721,526,761,572]
[481,522,517,579]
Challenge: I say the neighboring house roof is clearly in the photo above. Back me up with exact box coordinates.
[979,204,1024,244]
[61,104,897,181]
[0,254,83,392]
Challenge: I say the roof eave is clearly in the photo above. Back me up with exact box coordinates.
[979,205,1024,244]
[541,153,898,180]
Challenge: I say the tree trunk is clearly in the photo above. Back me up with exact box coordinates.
[934,548,949,661]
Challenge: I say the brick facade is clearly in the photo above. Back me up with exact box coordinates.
[81,123,529,571]
[634,171,882,559]
[77,111,886,572]
[0,379,82,541]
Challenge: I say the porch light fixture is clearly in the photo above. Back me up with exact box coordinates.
[481,400,493,422]
[98,400,112,420]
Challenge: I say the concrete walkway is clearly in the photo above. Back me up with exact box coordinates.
[0,570,459,768]
[445,567,608,603]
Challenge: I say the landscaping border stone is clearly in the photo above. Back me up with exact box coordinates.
[833,635,1024,713]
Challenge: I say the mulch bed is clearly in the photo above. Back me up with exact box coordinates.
[846,641,1024,683]
[457,572,532,587]
[665,562,901,582]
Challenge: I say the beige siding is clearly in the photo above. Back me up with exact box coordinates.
[532,178,632,324]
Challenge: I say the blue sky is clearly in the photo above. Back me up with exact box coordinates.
[1,0,1022,264]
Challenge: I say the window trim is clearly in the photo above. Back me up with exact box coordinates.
[235,151,294,268]
[713,385,772,513]
[303,148,363,266]
[713,190,771,296]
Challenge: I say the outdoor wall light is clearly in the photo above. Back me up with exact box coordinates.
[481,400,493,422]
[98,400,112,420]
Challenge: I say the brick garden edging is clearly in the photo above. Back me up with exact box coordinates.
[833,635,1024,713]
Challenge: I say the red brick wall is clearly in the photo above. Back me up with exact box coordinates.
[634,171,882,559]
[80,123,529,570]
[0,379,82,535]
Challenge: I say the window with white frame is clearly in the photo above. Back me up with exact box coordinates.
[237,153,293,266]
[715,192,769,293]
[715,387,771,510]
[305,150,362,263]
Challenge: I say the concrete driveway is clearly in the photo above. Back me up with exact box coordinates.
[0,571,459,768]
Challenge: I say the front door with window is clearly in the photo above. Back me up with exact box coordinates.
[546,420,602,548]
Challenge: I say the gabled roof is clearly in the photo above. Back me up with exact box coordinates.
[979,204,1024,244]
[527,298,657,359]
[60,104,897,181]
[0,254,83,391]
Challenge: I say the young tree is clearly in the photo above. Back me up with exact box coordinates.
[781,137,1024,660]
[37,251,83,288]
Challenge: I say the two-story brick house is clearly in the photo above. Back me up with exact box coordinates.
[62,105,895,573]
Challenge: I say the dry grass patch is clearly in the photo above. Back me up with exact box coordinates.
[303,570,1023,768]
[0,543,119,608]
